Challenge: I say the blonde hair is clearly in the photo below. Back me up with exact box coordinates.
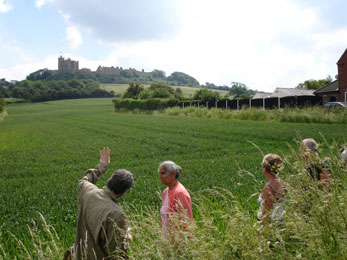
[262,154,283,175]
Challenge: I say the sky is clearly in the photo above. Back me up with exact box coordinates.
[1,0,347,92]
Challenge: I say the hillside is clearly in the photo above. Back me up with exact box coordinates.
[100,83,229,98]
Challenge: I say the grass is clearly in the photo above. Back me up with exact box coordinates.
[4,98,27,104]
[164,106,347,124]
[100,83,229,98]
[0,98,346,259]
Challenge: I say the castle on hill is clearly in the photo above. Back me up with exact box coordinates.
[56,56,152,78]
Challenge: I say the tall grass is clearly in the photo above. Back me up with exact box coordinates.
[164,106,347,124]
[2,142,345,260]
[127,141,346,259]
[0,213,65,260]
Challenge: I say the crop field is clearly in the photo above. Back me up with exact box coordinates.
[100,83,229,98]
[0,98,346,259]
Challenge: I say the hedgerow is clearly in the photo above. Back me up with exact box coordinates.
[113,98,179,111]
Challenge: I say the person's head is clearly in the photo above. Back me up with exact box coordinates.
[300,138,319,162]
[107,169,133,196]
[262,154,283,175]
[158,161,181,186]
[300,138,318,153]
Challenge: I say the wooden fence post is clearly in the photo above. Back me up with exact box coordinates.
[278,97,280,109]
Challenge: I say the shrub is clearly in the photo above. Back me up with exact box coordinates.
[162,106,347,124]
[122,82,144,99]
[113,98,179,111]
[0,94,5,112]
[193,88,220,102]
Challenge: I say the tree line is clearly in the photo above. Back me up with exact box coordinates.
[25,68,201,87]
[0,79,113,102]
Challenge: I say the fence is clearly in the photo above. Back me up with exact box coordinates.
[179,95,322,110]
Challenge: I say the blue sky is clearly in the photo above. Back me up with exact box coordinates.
[1,0,347,92]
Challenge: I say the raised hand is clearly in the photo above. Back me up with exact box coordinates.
[99,147,111,167]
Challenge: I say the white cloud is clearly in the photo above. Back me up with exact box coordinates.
[47,0,180,42]
[64,26,82,49]
[84,0,344,92]
[35,0,47,9]
[2,0,346,91]
[0,55,58,81]
[0,0,12,13]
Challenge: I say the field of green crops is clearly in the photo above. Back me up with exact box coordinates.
[0,98,346,259]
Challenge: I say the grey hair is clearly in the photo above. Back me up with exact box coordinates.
[158,160,182,179]
[107,169,133,195]
[301,138,318,153]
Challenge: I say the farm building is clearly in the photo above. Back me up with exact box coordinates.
[252,88,314,99]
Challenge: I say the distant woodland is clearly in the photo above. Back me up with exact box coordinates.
[0,79,113,102]
[0,66,259,102]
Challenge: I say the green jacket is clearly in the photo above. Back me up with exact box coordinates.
[74,162,128,260]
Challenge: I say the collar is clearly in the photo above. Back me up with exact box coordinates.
[168,181,180,192]
[103,186,118,202]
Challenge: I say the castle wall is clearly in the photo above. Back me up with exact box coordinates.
[57,56,152,78]
[58,56,79,74]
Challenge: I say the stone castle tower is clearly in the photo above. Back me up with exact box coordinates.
[58,56,79,74]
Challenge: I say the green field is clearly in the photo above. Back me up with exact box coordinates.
[1,98,346,259]
[100,83,229,98]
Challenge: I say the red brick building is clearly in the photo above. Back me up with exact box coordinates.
[315,48,347,103]
[337,48,347,102]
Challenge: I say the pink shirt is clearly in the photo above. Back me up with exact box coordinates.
[161,182,193,229]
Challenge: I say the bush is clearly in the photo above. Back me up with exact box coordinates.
[122,83,144,99]
[0,94,5,112]
[193,88,220,102]
[113,98,179,112]
[162,106,347,124]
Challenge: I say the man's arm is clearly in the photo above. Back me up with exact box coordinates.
[79,147,111,189]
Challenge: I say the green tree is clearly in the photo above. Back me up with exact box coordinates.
[123,83,144,99]
[151,69,166,79]
[296,76,332,90]
[229,82,255,99]
[138,89,153,99]
[26,69,52,81]
[148,83,175,98]
[175,87,183,94]
[174,88,183,100]
[0,93,5,112]
[167,72,200,86]
[193,88,220,102]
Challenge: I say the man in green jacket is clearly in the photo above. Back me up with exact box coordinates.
[74,147,133,260]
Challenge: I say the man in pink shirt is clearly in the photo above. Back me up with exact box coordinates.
[158,161,193,232]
